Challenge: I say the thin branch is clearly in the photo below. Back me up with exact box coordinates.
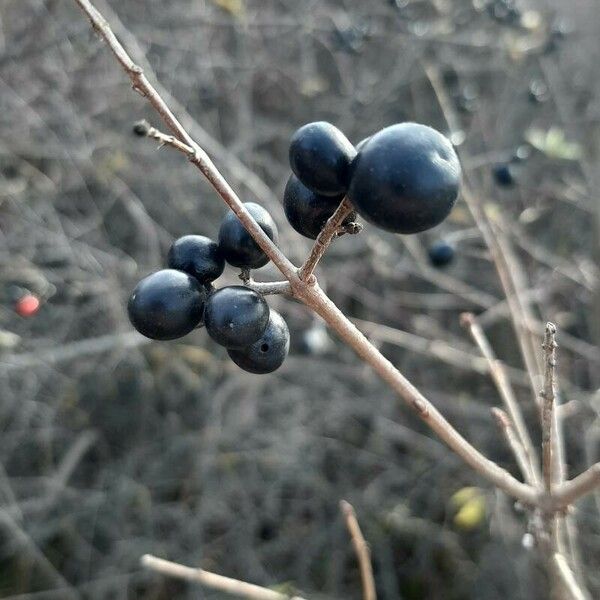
[244,280,293,296]
[552,464,600,508]
[74,0,298,284]
[541,323,558,494]
[462,313,540,486]
[491,408,535,486]
[141,555,306,600]
[72,0,540,508]
[298,197,355,282]
[340,501,376,600]
[552,553,590,600]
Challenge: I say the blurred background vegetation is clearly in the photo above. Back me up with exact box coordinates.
[1,0,599,598]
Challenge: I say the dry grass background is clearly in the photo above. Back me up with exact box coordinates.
[1,0,599,598]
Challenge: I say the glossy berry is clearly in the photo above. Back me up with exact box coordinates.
[15,294,40,317]
[168,235,224,283]
[204,286,269,348]
[128,269,207,340]
[218,202,278,269]
[283,173,344,239]
[428,241,455,268]
[347,123,461,234]
[493,163,515,187]
[289,121,356,196]
[228,310,290,374]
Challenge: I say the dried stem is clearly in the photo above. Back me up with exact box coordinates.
[141,555,306,600]
[462,313,540,486]
[340,501,376,600]
[541,323,558,494]
[552,554,590,600]
[491,408,535,486]
[552,464,600,508]
[298,197,355,282]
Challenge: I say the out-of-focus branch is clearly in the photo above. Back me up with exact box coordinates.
[462,312,540,486]
[541,323,557,493]
[141,555,306,600]
[553,464,600,508]
[491,408,535,486]
[340,501,376,600]
[553,553,590,600]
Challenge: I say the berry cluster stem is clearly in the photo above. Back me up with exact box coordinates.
[298,197,355,282]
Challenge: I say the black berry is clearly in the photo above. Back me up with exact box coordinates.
[289,121,356,196]
[168,235,224,283]
[204,286,269,348]
[493,163,515,187]
[228,310,290,374]
[128,269,207,340]
[218,202,278,269]
[428,240,455,268]
[347,123,461,234]
[283,173,344,239]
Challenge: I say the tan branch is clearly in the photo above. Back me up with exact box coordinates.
[491,408,535,486]
[141,555,306,600]
[340,501,376,600]
[462,313,540,485]
[541,323,558,494]
[553,464,600,508]
[298,197,355,282]
[552,553,590,600]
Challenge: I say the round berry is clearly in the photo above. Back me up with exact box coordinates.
[347,123,461,234]
[204,286,269,348]
[168,235,225,283]
[492,163,515,187]
[283,173,344,239]
[228,310,290,374]
[15,294,40,318]
[428,240,455,268]
[128,269,207,340]
[289,121,356,196]
[218,202,278,269]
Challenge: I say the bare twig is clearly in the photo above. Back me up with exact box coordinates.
[553,553,590,600]
[491,408,535,486]
[298,197,355,282]
[541,323,558,494]
[553,464,600,508]
[73,0,299,285]
[141,555,306,600]
[72,0,541,510]
[462,313,540,486]
[340,501,376,600]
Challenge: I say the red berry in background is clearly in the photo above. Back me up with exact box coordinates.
[15,294,40,317]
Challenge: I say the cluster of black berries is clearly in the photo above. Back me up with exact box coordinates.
[284,121,460,238]
[129,119,462,374]
[128,208,289,374]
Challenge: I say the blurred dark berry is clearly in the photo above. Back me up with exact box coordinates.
[493,163,516,187]
[428,241,455,268]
